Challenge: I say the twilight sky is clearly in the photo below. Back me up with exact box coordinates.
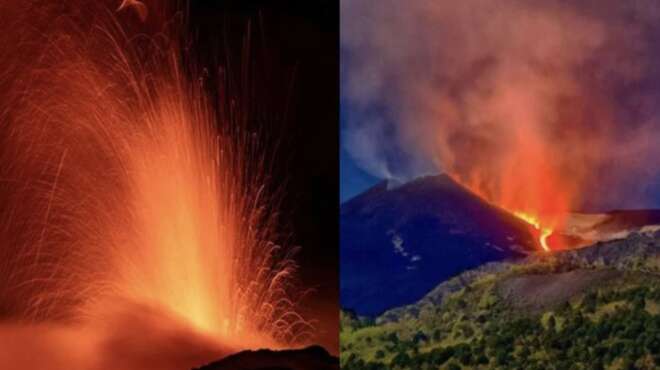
[340,0,660,210]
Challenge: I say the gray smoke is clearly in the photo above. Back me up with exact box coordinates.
[341,0,660,209]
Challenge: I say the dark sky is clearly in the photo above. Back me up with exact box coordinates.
[188,0,339,351]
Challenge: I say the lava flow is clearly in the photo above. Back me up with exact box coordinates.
[513,212,553,252]
[0,1,309,369]
[443,119,579,253]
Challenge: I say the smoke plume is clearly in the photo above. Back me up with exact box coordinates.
[342,0,660,213]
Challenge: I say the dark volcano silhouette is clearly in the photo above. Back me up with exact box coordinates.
[194,345,338,370]
[340,175,537,316]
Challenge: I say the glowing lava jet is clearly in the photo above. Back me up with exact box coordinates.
[0,1,309,369]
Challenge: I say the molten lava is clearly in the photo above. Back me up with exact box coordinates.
[444,121,576,252]
[513,212,552,252]
[0,1,310,368]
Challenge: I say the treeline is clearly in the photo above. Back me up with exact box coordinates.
[342,286,660,370]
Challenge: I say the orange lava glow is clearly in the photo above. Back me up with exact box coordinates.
[513,212,552,252]
[0,1,310,368]
[443,94,580,252]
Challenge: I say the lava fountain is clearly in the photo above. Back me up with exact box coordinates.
[0,1,309,368]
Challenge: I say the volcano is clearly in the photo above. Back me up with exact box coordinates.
[341,175,536,316]
[340,175,660,316]
[195,345,339,370]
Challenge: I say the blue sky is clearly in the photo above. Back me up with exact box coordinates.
[340,143,379,203]
[339,103,380,203]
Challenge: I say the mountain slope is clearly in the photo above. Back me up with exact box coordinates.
[341,175,536,315]
[195,346,339,370]
[340,232,660,370]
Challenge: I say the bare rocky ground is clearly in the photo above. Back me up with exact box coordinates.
[496,269,621,313]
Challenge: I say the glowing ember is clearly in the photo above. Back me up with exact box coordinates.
[0,1,310,368]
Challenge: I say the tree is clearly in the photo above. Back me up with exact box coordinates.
[582,292,597,313]
[547,315,556,331]
[476,354,489,365]
[391,352,411,368]
[413,331,428,344]
[387,332,399,344]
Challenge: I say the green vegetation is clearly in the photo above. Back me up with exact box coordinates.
[341,248,660,370]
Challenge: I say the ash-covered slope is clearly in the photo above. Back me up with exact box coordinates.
[591,210,660,234]
[340,175,536,316]
[194,345,338,370]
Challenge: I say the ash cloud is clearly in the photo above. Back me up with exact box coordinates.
[341,0,660,210]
